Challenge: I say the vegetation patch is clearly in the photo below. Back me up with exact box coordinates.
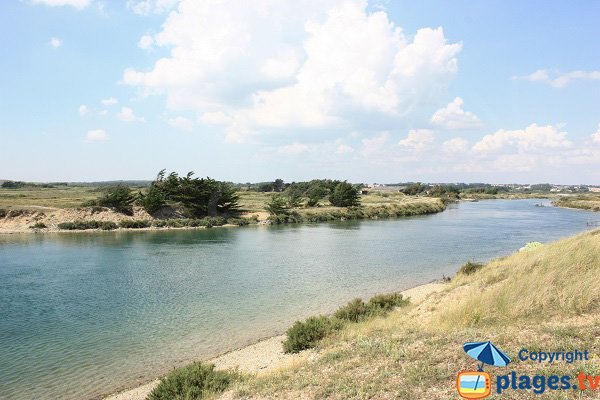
[458,261,485,275]
[29,222,47,229]
[119,220,151,229]
[147,362,238,400]
[284,292,409,353]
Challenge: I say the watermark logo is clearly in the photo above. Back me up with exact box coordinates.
[456,342,597,397]
[456,341,511,399]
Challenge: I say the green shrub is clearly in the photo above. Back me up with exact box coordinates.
[329,181,360,207]
[58,220,102,230]
[100,221,118,230]
[30,222,47,229]
[367,293,409,313]
[334,298,370,322]
[147,362,235,400]
[119,220,151,229]
[207,216,227,226]
[283,316,343,353]
[0,208,7,218]
[227,217,255,226]
[153,220,167,228]
[459,261,485,275]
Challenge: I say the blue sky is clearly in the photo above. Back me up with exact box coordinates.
[1,0,599,184]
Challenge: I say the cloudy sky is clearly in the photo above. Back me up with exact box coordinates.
[1,0,599,184]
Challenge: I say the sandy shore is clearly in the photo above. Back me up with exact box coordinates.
[103,281,446,400]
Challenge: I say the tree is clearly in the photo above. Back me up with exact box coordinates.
[96,185,136,215]
[265,194,290,216]
[329,181,360,207]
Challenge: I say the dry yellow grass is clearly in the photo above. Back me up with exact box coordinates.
[225,229,600,399]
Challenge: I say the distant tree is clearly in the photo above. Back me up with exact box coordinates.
[265,194,290,216]
[329,181,360,207]
[1,181,26,189]
[137,170,167,214]
[95,184,136,215]
[273,178,285,192]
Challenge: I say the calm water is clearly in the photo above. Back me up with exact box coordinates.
[0,199,597,399]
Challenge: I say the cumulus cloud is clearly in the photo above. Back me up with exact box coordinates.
[126,0,178,15]
[118,107,145,122]
[138,35,154,50]
[591,124,600,144]
[168,116,193,131]
[430,97,482,130]
[277,142,311,155]
[30,0,92,9]
[397,129,434,152]
[472,124,572,155]
[85,129,107,142]
[335,139,354,154]
[361,131,390,157]
[516,69,600,88]
[101,97,118,106]
[123,0,462,141]
[443,137,469,156]
[49,37,62,48]
[78,104,90,116]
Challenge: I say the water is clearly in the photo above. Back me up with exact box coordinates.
[0,199,596,399]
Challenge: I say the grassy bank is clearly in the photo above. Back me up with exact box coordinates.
[0,189,445,233]
[552,195,600,212]
[154,229,597,399]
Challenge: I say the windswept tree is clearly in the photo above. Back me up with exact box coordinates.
[138,170,240,218]
[88,184,136,215]
[329,181,361,207]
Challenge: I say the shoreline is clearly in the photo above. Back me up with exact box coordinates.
[102,280,448,400]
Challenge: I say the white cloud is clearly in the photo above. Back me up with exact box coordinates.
[49,37,62,48]
[123,0,462,141]
[99,110,108,116]
[397,129,434,152]
[443,137,469,156]
[127,0,178,15]
[430,97,482,130]
[473,124,572,155]
[517,69,600,88]
[168,116,193,131]
[117,107,145,122]
[335,139,354,154]
[101,97,118,106]
[199,111,230,125]
[78,104,90,116]
[592,124,600,144]
[138,35,155,50]
[30,0,92,10]
[361,131,390,157]
[277,142,310,155]
[85,129,107,142]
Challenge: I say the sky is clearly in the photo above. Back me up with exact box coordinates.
[1,0,599,184]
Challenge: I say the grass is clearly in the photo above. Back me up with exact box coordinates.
[226,229,600,399]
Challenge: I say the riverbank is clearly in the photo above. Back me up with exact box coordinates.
[102,281,447,400]
[0,193,445,234]
[221,228,600,399]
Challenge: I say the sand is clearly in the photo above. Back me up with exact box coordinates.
[102,281,446,400]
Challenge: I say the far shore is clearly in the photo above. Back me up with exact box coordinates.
[102,281,448,400]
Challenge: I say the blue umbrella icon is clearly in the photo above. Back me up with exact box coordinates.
[463,341,511,392]
[464,341,511,370]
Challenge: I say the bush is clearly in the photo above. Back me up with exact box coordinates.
[283,316,343,353]
[334,298,370,322]
[152,220,167,228]
[58,220,101,230]
[367,293,409,313]
[0,208,6,218]
[147,362,235,400]
[100,221,118,230]
[334,293,409,322]
[30,222,47,229]
[119,220,151,229]
[137,184,166,214]
[459,261,485,275]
